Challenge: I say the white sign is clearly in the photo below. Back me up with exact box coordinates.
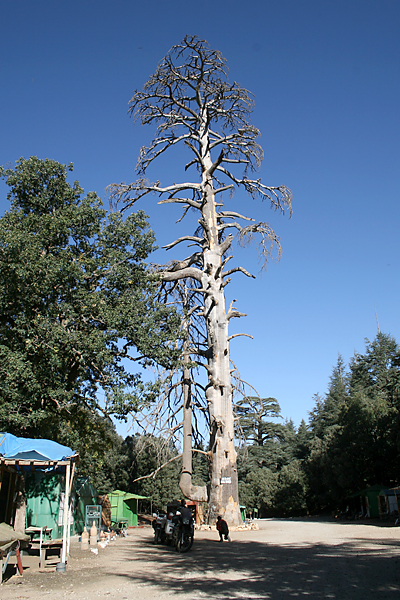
[221,477,232,484]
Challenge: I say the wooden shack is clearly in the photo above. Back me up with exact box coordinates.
[0,432,78,565]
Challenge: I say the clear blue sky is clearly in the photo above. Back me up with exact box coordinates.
[1,1,399,431]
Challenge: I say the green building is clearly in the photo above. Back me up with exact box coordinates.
[109,490,149,527]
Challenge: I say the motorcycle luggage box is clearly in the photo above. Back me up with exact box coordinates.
[165,521,174,534]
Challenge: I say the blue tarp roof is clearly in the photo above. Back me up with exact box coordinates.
[0,432,76,462]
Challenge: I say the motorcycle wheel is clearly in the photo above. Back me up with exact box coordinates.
[153,530,160,544]
[177,533,193,553]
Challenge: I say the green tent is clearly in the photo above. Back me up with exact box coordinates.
[109,490,149,527]
[350,484,384,518]
[74,476,98,534]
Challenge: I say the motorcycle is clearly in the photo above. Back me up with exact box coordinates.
[152,511,167,544]
[152,510,178,545]
[152,505,194,552]
[164,512,178,545]
[173,510,194,553]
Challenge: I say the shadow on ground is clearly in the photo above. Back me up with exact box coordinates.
[110,535,400,599]
[268,515,400,529]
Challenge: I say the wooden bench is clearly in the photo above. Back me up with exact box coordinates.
[29,539,63,569]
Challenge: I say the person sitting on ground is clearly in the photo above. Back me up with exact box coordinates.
[216,515,231,542]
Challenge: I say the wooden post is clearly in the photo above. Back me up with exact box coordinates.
[5,472,16,525]
[61,462,70,564]
[66,462,75,557]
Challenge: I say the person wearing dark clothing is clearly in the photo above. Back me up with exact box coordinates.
[178,499,193,523]
[216,516,231,542]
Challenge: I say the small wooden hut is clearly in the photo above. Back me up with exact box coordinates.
[0,432,78,565]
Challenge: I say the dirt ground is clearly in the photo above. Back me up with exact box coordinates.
[1,517,400,599]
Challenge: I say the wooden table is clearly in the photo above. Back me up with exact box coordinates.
[25,527,55,568]
[29,538,63,569]
[25,526,53,542]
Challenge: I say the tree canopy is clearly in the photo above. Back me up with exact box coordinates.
[0,157,180,441]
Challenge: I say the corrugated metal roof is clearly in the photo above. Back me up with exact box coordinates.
[110,490,150,500]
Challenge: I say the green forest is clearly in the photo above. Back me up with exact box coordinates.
[69,330,400,517]
[1,157,399,518]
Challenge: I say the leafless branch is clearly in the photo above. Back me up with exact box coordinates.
[162,267,202,282]
[228,333,254,341]
[223,266,255,279]
[132,454,182,483]
[238,222,282,267]
[163,236,203,250]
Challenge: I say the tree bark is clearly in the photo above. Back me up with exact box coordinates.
[179,335,207,503]
[200,153,241,525]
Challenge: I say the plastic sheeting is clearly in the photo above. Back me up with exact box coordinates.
[0,432,75,462]
[0,522,29,553]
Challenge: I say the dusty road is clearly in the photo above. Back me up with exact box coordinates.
[1,518,400,599]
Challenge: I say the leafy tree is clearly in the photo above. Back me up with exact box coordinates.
[0,157,180,440]
[239,468,279,517]
[69,420,132,494]
[109,36,292,525]
[274,459,308,515]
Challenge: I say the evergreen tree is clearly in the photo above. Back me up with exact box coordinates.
[294,419,312,461]
[331,334,400,490]
[238,468,279,517]
[275,459,308,516]
[306,336,400,510]
[309,355,348,439]
[305,357,349,510]
[237,398,305,515]
[237,396,287,477]
[236,396,282,446]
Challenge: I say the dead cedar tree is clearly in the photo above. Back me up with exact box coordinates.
[109,35,292,526]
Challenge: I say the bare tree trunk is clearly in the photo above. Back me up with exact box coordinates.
[206,284,240,524]
[201,173,241,525]
[179,336,207,502]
